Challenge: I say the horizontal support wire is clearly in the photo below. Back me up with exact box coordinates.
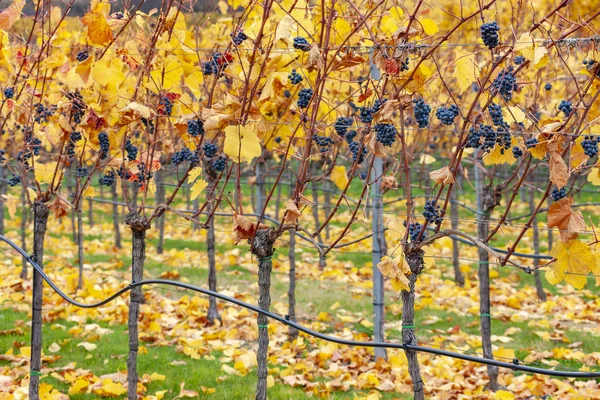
[1,234,598,379]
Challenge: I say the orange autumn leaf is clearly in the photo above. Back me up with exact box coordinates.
[82,4,114,46]
[549,151,569,189]
[547,197,586,242]
[0,1,25,31]
[233,212,268,244]
[429,166,455,185]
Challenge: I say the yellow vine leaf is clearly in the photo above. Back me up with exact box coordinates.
[545,239,596,289]
[1,194,16,218]
[454,52,476,93]
[588,168,600,186]
[420,19,439,36]
[81,2,114,46]
[223,125,262,164]
[330,165,349,190]
[483,138,518,165]
[35,161,58,185]
[189,168,208,201]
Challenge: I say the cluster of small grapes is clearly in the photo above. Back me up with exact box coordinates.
[66,91,86,124]
[141,118,155,134]
[76,50,89,62]
[374,123,398,147]
[77,167,88,178]
[159,96,173,116]
[492,67,517,101]
[525,137,538,148]
[582,59,600,77]
[16,150,32,167]
[0,150,5,164]
[131,162,153,187]
[582,136,599,158]
[413,98,431,128]
[372,98,387,113]
[212,155,227,172]
[312,135,334,152]
[70,130,82,143]
[34,103,56,123]
[405,221,427,242]
[480,21,500,49]
[334,117,353,137]
[400,57,410,72]
[551,187,567,201]
[288,69,303,85]
[30,137,42,156]
[231,31,248,46]
[423,200,443,225]
[8,175,21,186]
[512,146,523,158]
[357,98,387,124]
[99,170,116,186]
[297,88,313,108]
[436,104,459,125]
[125,139,138,161]
[202,142,218,158]
[345,130,357,143]
[514,55,525,65]
[497,129,513,155]
[117,165,131,180]
[172,148,200,167]
[480,125,498,152]
[3,87,14,99]
[202,52,229,76]
[293,37,311,51]
[348,140,366,164]
[187,118,204,137]
[98,132,110,160]
[488,103,508,129]
[466,127,482,148]
[558,100,572,116]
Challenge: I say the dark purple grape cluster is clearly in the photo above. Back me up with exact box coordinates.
[293,37,311,51]
[0,150,5,164]
[413,98,431,128]
[159,96,173,116]
[558,100,573,116]
[400,57,409,72]
[374,123,398,147]
[76,50,89,62]
[359,107,373,124]
[70,130,82,143]
[66,91,85,124]
[514,55,525,65]
[488,103,507,128]
[8,174,21,187]
[3,87,14,99]
[288,69,303,85]
[312,135,334,152]
[480,125,497,151]
[131,162,153,187]
[334,117,353,136]
[202,53,227,76]
[34,103,56,123]
[583,59,600,77]
[348,140,366,164]
[372,98,387,113]
[345,130,357,143]
[466,127,482,148]
[77,167,88,178]
[436,104,459,125]
[405,221,427,242]
[232,31,248,46]
[544,83,552,91]
[297,88,313,108]
[125,139,138,161]
[423,200,443,225]
[582,136,599,158]
[212,155,227,172]
[551,187,567,201]
[492,67,517,101]
[172,148,199,166]
[525,137,538,148]
[512,146,523,158]
[98,131,109,160]
[187,118,204,137]
[31,137,42,156]
[141,118,155,134]
[99,170,115,186]
[202,142,218,158]
[117,165,131,180]
[481,21,500,49]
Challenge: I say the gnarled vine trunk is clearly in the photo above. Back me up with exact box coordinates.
[29,202,49,400]
[124,212,150,400]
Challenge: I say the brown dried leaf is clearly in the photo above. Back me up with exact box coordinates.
[331,53,365,71]
[380,176,398,193]
[429,166,455,185]
[374,99,398,123]
[366,132,387,157]
[232,212,268,245]
[547,197,586,242]
[358,89,373,103]
[0,1,25,31]
[384,58,399,76]
[549,151,569,189]
[283,200,302,225]
[308,43,324,70]
[49,196,71,219]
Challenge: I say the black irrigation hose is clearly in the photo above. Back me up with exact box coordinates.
[2,235,599,379]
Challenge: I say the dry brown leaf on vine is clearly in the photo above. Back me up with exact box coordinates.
[429,166,455,185]
[49,196,71,219]
[331,53,365,71]
[380,176,398,193]
[547,197,586,242]
[283,200,302,225]
[232,212,268,244]
[374,99,398,122]
[308,43,324,70]
[549,151,569,189]
[366,132,387,157]
[358,89,373,103]
[0,1,25,30]
[377,256,401,279]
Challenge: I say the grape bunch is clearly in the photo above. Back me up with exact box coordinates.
[34,103,56,123]
[345,130,357,143]
[551,187,567,201]
[3,87,14,99]
[172,148,200,167]
[297,88,313,108]
[466,127,482,148]
[98,132,109,160]
[288,69,303,85]
[202,52,227,76]
[202,142,218,158]
[558,100,573,116]
[293,37,311,51]
[8,174,21,187]
[413,98,431,128]
[334,117,353,136]
[512,146,523,158]
[488,103,507,128]
[117,165,131,180]
[400,57,410,72]
[423,200,443,225]
[159,96,173,116]
[525,137,538,148]
[480,21,500,49]
[77,167,88,178]
[187,118,204,137]
[125,139,138,161]
[514,55,525,65]
[212,156,227,172]
[480,125,497,151]
[372,98,387,113]
[359,107,374,124]
[492,67,517,101]
[66,91,86,124]
[0,150,5,164]
[435,104,459,125]
[374,123,398,147]
[76,50,89,62]
[582,136,599,158]
[405,221,427,242]
[232,31,248,46]
[99,170,116,186]
[348,140,366,164]
[312,135,334,152]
